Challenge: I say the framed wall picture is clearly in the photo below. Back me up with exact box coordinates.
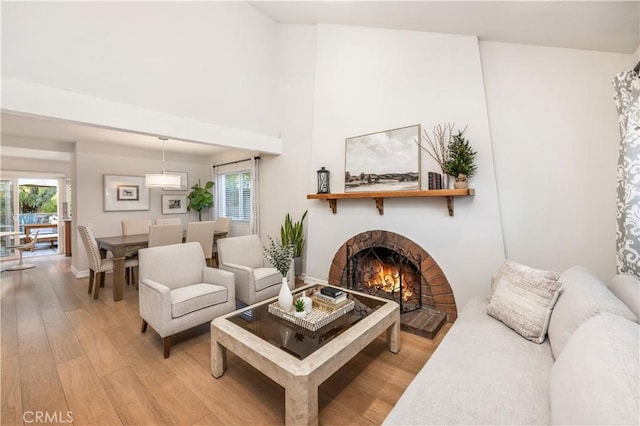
[163,171,188,191]
[162,194,187,214]
[344,124,421,192]
[104,175,150,211]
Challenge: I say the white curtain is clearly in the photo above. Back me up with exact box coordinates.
[251,157,261,236]
[612,69,640,279]
[210,165,218,221]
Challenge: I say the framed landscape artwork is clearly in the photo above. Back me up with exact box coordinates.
[103,174,150,211]
[344,124,421,192]
[161,194,187,214]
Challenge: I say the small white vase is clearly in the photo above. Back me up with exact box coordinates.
[278,276,293,312]
[294,311,306,319]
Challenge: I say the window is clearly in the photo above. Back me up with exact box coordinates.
[218,170,251,222]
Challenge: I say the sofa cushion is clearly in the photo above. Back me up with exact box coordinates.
[383,297,553,425]
[487,260,562,343]
[171,283,228,318]
[550,312,639,425]
[547,266,637,359]
[253,267,281,292]
[608,274,640,318]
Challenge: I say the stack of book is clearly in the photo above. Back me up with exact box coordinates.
[313,287,351,312]
[428,172,443,190]
[317,287,347,303]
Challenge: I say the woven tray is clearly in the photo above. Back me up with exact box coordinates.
[268,298,355,332]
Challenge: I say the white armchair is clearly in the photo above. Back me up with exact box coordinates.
[217,235,293,306]
[138,242,236,358]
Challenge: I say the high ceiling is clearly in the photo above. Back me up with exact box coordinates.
[2,1,638,161]
[251,1,640,54]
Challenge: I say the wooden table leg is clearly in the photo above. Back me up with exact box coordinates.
[286,378,318,426]
[112,256,125,301]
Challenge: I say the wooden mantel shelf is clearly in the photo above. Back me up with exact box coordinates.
[307,189,475,216]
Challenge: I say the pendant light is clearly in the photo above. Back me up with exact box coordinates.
[145,137,181,189]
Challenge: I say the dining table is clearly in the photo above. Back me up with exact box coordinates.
[95,230,227,301]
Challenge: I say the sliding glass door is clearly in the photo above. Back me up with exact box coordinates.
[0,178,19,261]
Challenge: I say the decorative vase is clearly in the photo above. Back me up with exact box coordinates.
[301,295,313,314]
[454,180,469,189]
[294,311,306,319]
[278,276,293,312]
[442,174,450,189]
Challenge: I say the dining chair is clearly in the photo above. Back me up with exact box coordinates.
[6,230,40,271]
[121,219,152,236]
[155,218,182,226]
[148,224,183,248]
[120,219,152,282]
[212,217,232,267]
[185,221,216,266]
[78,225,138,299]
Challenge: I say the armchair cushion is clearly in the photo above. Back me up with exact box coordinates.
[254,267,281,292]
[171,283,228,318]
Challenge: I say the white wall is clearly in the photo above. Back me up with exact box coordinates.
[480,41,632,281]
[72,142,212,275]
[305,25,506,310]
[1,1,281,138]
[259,25,316,254]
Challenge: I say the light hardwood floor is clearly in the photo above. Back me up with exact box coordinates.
[1,255,450,425]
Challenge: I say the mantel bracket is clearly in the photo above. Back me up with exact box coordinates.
[446,196,454,216]
[373,197,384,215]
[328,199,337,214]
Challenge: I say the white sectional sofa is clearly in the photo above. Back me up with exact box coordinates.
[384,265,639,425]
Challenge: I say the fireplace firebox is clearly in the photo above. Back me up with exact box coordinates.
[347,246,422,314]
[329,230,457,337]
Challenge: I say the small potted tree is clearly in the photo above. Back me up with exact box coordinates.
[187,180,214,221]
[444,129,477,189]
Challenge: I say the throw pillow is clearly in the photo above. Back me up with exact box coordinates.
[487,260,562,343]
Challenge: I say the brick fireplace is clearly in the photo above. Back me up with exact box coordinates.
[328,230,457,337]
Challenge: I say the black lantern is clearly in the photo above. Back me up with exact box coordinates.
[317,167,330,194]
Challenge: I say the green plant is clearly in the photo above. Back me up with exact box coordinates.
[280,210,308,258]
[264,236,294,277]
[294,298,306,313]
[187,180,214,221]
[443,129,477,178]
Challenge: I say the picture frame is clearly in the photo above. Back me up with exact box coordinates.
[103,175,150,211]
[163,171,188,191]
[162,194,187,214]
[344,124,421,192]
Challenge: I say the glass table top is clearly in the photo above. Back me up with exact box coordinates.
[226,286,388,360]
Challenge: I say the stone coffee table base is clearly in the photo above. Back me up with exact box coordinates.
[211,293,400,426]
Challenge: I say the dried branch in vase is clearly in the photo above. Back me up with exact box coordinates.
[415,122,455,174]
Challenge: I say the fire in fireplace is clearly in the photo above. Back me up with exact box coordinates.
[329,230,458,324]
[347,246,422,314]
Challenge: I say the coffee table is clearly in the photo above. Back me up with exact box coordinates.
[210,284,401,426]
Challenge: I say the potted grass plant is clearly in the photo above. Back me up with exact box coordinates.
[281,210,308,276]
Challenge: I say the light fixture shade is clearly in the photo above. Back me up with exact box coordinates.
[145,173,181,189]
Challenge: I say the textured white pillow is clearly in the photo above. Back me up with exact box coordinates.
[487,260,562,343]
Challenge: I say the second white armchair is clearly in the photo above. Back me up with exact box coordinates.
[217,234,293,306]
